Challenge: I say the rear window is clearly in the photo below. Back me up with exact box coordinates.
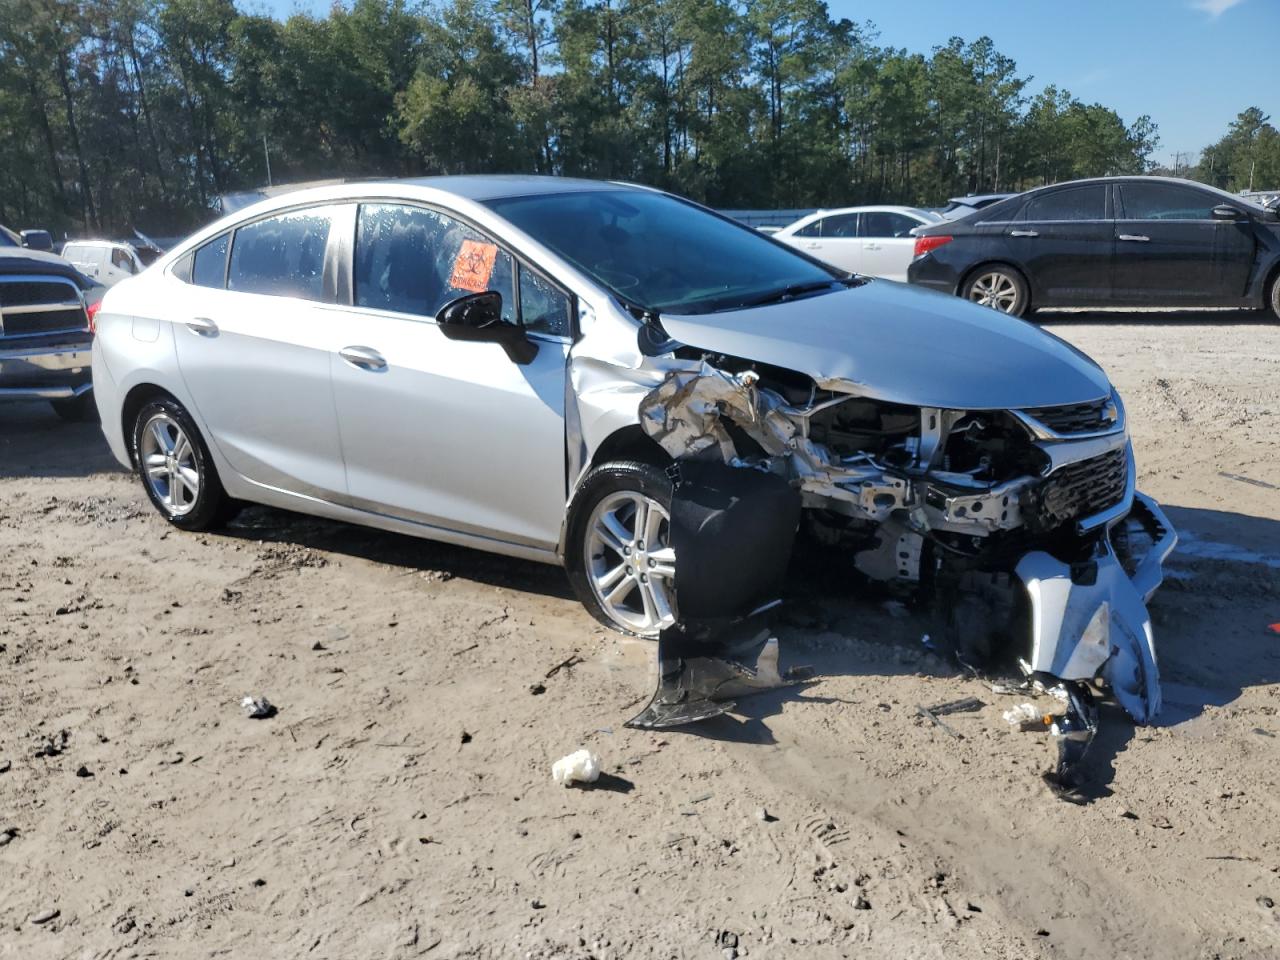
[1022,185,1106,222]
[192,235,229,288]
[228,207,335,300]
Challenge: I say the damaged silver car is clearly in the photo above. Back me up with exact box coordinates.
[93,176,1175,786]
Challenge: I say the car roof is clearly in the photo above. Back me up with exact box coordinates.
[780,205,939,232]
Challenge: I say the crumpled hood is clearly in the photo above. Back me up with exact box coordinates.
[658,280,1112,410]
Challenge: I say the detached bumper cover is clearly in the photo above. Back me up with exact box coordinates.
[1017,492,1176,724]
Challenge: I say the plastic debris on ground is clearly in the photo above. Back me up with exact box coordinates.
[1002,702,1045,731]
[552,749,601,786]
[240,696,276,719]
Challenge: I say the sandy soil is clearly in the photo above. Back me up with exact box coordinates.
[2,311,1278,960]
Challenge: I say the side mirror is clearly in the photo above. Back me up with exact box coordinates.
[436,291,538,365]
[1211,204,1240,221]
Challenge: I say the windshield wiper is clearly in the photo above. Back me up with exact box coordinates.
[742,277,857,308]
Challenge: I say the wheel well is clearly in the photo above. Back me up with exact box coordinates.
[958,260,1032,304]
[120,384,179,467]
[588,425,672,471]
[1263,259,1280,312]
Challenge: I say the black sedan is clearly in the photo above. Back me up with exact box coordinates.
[907,176,1280,319]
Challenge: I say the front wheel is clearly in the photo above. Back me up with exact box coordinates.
[131,397,234,531]
[565,461,678,637]
[1268,271,1280,321]
[963,266,1029,317]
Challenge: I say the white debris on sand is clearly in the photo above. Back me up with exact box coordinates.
[551,749,601,786]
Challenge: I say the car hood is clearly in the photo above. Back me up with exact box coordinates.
[658,280,1112,410]
[0,248,82,280]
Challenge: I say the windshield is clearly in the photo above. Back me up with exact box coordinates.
[485,189,844,314]
[0,226,17,247]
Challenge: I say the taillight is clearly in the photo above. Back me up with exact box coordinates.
[85,299,101,333]
[913,235,953,258]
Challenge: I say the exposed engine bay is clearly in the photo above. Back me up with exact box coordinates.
[613,342,1176,796]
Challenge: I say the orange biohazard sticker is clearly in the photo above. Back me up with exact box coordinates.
[449,239,499,293]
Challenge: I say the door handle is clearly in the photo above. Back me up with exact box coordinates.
[1009,229,1039,237]
[186,316,218,336]
[339,345,387,371]
[1118,234,1150,242]
[863,243,881,250]
[804,242,821,249]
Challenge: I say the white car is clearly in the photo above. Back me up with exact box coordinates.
[773,206,942,281]
[62,240,146,287]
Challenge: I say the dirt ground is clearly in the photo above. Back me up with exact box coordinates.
[2,311,1278,960]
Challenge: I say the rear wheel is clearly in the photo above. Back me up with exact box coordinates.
[131,397,235,531]
[963,266,1029,317]
[565,461,678,637]
[1268,271,1280,321]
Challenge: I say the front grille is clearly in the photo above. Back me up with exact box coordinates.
[0,276,87,339]
[0,308,86,337]
[1033,448,1128,529]
[1022,397,1114,435]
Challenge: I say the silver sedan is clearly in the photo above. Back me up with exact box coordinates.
[93,176,1173,738]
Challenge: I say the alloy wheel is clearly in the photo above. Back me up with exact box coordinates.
[968,271,1020,313]
[585,490,677,635]
[139,412,201,516]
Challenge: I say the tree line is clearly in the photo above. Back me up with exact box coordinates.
[0,0,1252,240]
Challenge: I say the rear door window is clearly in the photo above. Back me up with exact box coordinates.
[1022,185,1106,221]
[821,213,859,238]
[354,203,516,322]
[228,207,335,300]
[1118,183,1217,220]
[859,212,920,238]
[192,234,230,288]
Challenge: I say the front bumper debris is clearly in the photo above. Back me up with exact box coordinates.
[1017,492,1176,726]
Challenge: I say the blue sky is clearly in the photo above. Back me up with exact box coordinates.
[252,0,1278,164]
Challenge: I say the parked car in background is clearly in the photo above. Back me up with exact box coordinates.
[63,239,149,287]
[938,194,1016,218]
[908,176,1280,319]
[0,240,103,420]
[774,206,942,281]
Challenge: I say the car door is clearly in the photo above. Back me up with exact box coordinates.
[1111,181,1256,303]
[328,201,569,550]
[786,214,863,273]
[858,211,927,282]
[171,205,349,500]
[1000,184,1113,305]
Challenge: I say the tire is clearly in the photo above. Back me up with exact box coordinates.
[1268,271,1280,321]
[131,397,235,531]
[962,265,1030,317]
[50,390,99,423]
[564,460,677,638]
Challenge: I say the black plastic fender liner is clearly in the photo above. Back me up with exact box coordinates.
[666,460,801,626]
[625,461,804,729]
